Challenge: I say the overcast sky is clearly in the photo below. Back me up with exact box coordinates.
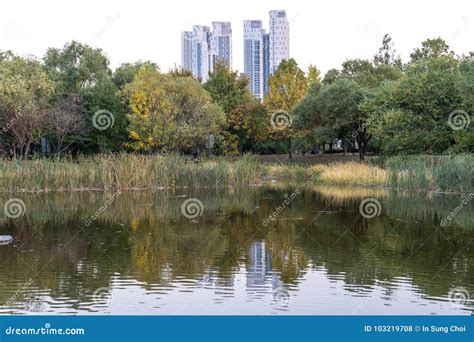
[1,0,473,75]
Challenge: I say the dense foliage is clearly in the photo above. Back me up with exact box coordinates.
[0,37,472,159]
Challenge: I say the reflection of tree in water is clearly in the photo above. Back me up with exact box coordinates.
[0,186,472,312]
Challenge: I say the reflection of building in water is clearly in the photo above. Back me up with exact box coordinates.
[246,240,274,288]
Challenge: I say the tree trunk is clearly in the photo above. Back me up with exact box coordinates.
[288,138,292,160]
[358,140,365,161]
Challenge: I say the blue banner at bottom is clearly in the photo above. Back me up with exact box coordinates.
[0,316,472,342]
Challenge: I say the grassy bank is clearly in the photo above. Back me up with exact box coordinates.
[265,162,388,187]
[0,154,261,192]
[381,155,473,193]
[264,154,473,193]
[0,154,472,193]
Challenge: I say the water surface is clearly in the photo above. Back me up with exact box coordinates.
[0,186,472,315]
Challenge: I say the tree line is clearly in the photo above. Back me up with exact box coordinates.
[0,36,472,160]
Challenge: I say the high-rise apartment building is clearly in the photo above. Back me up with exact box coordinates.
[182,10,289,94]
[243,11,289,99]
[243,20,265,99]
[210,21,232,69]
[181,22,232,82]
[269,10,290,73]
[181,31,194,73]
[262,32,270,96]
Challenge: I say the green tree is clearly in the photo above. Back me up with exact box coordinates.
[264,58,308,159]
[43,41,130,153]
[368,44,469,155]
[322,69,340,85]
[409,37,454,63]
[83,76,128,152]
[228,102,268,153]
[307,65,322,86]
[452,59,474,152]
[0,54,54,158]
[204,61,251,115]
[113,61,159,89]
[374,34,402,68]
[203,61,254,155]
[43,41,110,94]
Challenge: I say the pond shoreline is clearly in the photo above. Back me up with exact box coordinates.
[0,154,472,194]
[1,181,472,196]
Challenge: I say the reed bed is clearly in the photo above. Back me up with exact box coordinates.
[264,162,388,187]
[0,154,261,192]
[0,153,471,193]
[381,155,473,193]
[263,154,473,193]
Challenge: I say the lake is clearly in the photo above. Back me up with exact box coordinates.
[0,185,472,315]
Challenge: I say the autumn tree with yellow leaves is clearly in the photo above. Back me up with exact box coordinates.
[124,66,225,153]
[264,58,308,159]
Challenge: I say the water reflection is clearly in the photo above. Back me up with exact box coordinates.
[0,186,472,315]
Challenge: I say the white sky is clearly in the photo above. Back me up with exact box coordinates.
[1,0,473,75]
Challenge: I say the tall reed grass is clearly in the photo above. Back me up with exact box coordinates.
[0,154,261,192]
[264,162,388,187]
[264,154,473,193]
[380,155,473,193]
[0,153,471,193]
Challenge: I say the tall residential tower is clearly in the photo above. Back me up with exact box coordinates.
[181,22,232,82]
[269,10,290,73]
[243,10,290,99]
[210,21,232,69]
[243,20,265,99]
